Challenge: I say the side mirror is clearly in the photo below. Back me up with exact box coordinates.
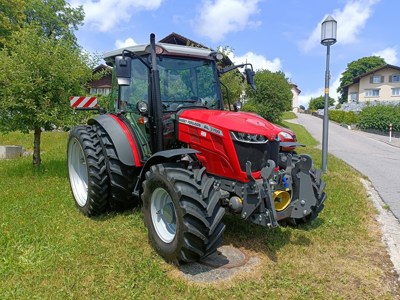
[233,101,242,112]
[245,68,256,90]
[115,56,132,86]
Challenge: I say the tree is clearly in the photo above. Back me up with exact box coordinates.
[244,70,292,123]
[308,96,335,110]
[337,56,386,104]
[0,0,84,48]
[0,0,26,47]
[217,46,244,106]
[220,70,244,105]
[0,0,88,167]
[0,26,93,167]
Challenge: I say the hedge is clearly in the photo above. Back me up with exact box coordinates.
[328,110,359,125]
[358,104,400,132]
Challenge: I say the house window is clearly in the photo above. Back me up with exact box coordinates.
[90,87,111,96]
[391,74,400,82]
[365,89,380,97]
[350,93,358,102]
[392,88,400,96]
[371,75,383,84]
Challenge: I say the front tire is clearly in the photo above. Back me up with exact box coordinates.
[67,125,109,216]
[142,164,225,264]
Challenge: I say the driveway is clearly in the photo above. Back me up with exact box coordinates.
[291,113,400,220]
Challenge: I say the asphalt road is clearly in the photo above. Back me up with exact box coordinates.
[291,113,400,220]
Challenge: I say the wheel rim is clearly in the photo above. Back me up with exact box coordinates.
[150,187,177,243]
[68,137,88,207]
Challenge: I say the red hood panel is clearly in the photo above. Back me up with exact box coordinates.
[178,109,279,139]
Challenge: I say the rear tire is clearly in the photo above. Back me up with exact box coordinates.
[67,125,109,216]
[96,125,140,210]
[142,164,225,264]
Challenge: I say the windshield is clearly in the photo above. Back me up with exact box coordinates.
[119,56,221,112]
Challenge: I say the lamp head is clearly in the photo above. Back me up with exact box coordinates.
[321,15,337,46]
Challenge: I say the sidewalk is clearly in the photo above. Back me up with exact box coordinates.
[352,128,400,148]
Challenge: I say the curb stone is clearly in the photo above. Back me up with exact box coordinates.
[361,178,400,281]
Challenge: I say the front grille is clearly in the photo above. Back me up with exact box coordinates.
[233,140,279,172]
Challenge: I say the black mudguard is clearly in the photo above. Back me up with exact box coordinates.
[88,114,138,167]
[134,148,199,196]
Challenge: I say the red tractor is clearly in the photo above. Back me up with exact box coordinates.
[67,34,326,264]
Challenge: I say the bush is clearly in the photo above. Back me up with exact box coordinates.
[242,101,285,123]
[358,104,400,132]
[328,110,345,123]
[344,111,359,125]
[328,110,359,125]
[245,70,292,123]
[242,102,259,114]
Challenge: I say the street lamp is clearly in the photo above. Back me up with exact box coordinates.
[320,15,337,172]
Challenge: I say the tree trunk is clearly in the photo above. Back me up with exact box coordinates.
[33,127,42,167]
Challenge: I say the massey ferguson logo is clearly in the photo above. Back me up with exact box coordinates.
[179,118,223,136]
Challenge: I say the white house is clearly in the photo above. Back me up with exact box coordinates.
[344,64,400,103]
[290,84,301,112]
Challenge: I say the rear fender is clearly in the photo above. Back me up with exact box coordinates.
[88,114,141,167]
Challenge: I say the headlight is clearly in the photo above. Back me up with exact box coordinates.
[278,131,293,140]
[231,131,268,143]
[137,101,148,113]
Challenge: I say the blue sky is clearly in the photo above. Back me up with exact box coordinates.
[68,0,399,108]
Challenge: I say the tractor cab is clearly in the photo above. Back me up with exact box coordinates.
[105,42,224,156]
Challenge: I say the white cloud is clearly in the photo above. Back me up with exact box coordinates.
[228,51,282,72]
[373,47,398,65]
[115,37,138,49]
[195,0,261,42]
[299,0,380,52]
[70,0,163,32]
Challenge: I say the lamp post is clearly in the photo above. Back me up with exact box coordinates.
[321,15,337,172]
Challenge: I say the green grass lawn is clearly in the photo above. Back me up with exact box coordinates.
[0,127,399,299]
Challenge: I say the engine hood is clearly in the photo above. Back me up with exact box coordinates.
[178,109,282,140]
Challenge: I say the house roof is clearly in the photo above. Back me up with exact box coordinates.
[93,64,112,73]
[345,64,400,88]
[290,83,301,94]
[158,32,209,49]
[158,33,233,66]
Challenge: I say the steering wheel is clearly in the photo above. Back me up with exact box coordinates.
[190,96,201,103]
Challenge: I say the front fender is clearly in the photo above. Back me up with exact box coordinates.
[134,148,199,196]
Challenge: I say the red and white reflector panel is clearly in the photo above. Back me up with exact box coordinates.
[69,96,98,108]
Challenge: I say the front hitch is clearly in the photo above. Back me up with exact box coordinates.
[239,160,280,228]
[278,153,326,221]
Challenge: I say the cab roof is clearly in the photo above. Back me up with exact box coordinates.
[103,43,215,62]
